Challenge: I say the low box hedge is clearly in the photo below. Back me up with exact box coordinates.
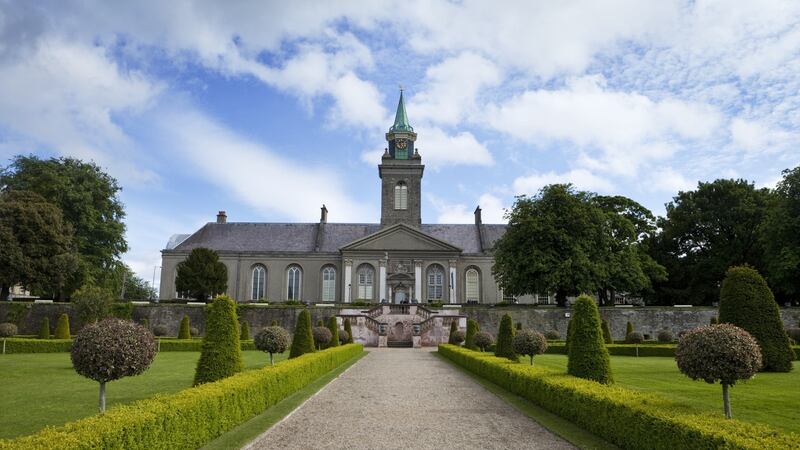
[0,344,363,449]
[1,338,256,354]
[438,344,798,450]
[545,343,677,357]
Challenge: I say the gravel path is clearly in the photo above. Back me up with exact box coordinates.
[246,348,574,450]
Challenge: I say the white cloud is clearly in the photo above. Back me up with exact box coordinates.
[158,106,372,223]
[360,126,493,168]
[730,118,794,153]
[512,169,615,194]
[428,193,507,224]
[643,168,696,194]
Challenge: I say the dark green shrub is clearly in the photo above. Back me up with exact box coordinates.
[494,314,516,361]
[254,326,290,365]
[71,318,156,412]
[626,321,634,337]
[627,332,644,344]
[316,319,324,327]
[447,320,459,344]
[544,330,560,340]
[657,330,673,343]
[787,328,800,343]
[450,330,466,345]
[141,318,150,329]
[111,302,134,320]
[0,322,18,337]
[152,325,168,337]
[312,326,332,350]
[601,319,613,344]
[178,315,191,339]
[344,318,354,344]
[240,321,250,340]
[710,316,719,325]
[289,309,315,358]
[474,331,493,351]
[676,324,762,418]
[464,319,478,350]
[174,247,227,301]
[271,319,279,326]
[515,322,522,330]
[338,329,349,344]
[72,285,114,324]
[718,266,795,372]
[567,295,613,384]
[326,317,339,348]
[512,329,547,365]
[193,296,243,386]
[54,314,71,339]
[38,317,50,339]
[565,319,574,352]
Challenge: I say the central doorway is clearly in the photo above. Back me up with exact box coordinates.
[393,286,407,304]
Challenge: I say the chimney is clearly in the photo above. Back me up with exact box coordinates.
[474,206,482,225]
[216,211,227,224]
[320,204,328,223]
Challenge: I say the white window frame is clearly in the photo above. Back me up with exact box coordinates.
[394,182,408,210]
[427,265,444,301]
[287,266,302,300]
[251,265,266,300]
[321,266,336,302]
[466,268,480,303]
[357,264,374,300]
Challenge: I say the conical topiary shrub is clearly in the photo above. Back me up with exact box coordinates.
[448,320,459,344]
[625,321,635,342]
[567,295,612,384]
[193,296,243,385]
[38,317,50,339]
[601,319,613,344]
[464,319,479,350]
[494,314,516,361]
[178,315,191,339]
[316,319,324,327]
[344,318,354,344]
[271,319,278,326]
[289,309,315,358]
[141,318,150,330]
[327,316,339,348]
[240,321,251,340]
[54,314,71,339]
[719,266,795,372]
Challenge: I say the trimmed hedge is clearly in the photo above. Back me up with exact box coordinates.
[0,344,363,450]
[438,345,799,449]
[0,338,257,354]
[546,343,678,357]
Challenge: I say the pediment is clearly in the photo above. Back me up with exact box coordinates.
[340,223,461,252]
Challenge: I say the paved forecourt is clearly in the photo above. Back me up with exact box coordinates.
[246,348,574,450]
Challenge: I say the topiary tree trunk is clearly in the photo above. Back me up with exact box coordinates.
[178,315,191,339]
[289,309,315,358]
[464,319,478,350]
[494,314,516,361]
[722,383,731,419]
[327,316,339,347]
[567,295,613,384]
[193,296,243,385]
[344,318,354,344]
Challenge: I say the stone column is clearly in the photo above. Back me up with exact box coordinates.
[414,260,422,303]
[343,259,352,303]
[449,259,458,304]
[379,259,387,303]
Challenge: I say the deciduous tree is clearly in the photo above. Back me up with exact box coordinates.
[175,248,227,301]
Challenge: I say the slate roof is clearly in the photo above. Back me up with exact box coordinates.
[168,222,506,254]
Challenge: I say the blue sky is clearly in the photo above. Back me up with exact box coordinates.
[1,1,799,291]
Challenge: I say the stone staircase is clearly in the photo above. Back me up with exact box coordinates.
[338,304,465,347]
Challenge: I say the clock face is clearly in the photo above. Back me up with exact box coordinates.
[396,138,407,149]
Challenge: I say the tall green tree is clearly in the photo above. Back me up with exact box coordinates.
[0,190,77,300]
[650,179,771,305]
[1,156,127,294]
[761,166,800,305]
[175,248,228,301]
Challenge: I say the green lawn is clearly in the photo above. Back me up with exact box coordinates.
[0,350,286,440]
[534,354,800,435]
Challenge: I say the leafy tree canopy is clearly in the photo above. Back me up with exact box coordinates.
[760,166,800,303]
[175,248,228,301]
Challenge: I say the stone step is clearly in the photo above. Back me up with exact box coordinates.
[386,340,413,348]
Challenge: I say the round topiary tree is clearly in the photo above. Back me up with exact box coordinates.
[71,284,114,324]
[240,320,251,340]
[152,324,168,337]
[601,319,613,344]
[545,330,560,341]
[512,330,548,365]
[719,266,795,372]
[676,324,763,419]
[344,318,354,344]
[54,313,71,339]
[71,318,156,412]
[37,317,50,339]
[254,326,290,365]
[0,322,18,337]
[495,314,516,361]
[657,330,674,343]
[178,315,191,339]
[339,329,350,345]
[447,320,459,344]
[567,295,613,384]
[193,295,243,386]
[312,326,332,350]
[451,330,466,345]
[627,332,644,344]
[464,319,479,350]
[327,316,339,348]
[289,309,315,358]
[271,319,279,326]
[474,331,493,352]
[190,327,200,337]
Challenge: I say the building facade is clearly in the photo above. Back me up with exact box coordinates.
[160,92,537,304]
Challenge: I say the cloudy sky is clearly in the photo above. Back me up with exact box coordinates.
[1,1,799,289]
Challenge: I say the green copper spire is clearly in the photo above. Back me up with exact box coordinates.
[389,88,413,132]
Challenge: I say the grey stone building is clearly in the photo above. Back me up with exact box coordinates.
[160,92,535,305]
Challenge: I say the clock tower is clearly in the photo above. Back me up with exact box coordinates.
[380,90,423,227]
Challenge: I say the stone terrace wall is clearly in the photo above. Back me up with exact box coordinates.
[1,303,798,340]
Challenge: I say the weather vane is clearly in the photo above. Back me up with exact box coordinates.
[399,83,404,93]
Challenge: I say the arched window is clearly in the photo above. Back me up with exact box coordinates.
[394,182,408,210]
[287,265,302,300]
[357,264,374,300]
[466,268,480,303]
[427,265,444,301]
[321,266,336,302]
[251,265,266,300]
